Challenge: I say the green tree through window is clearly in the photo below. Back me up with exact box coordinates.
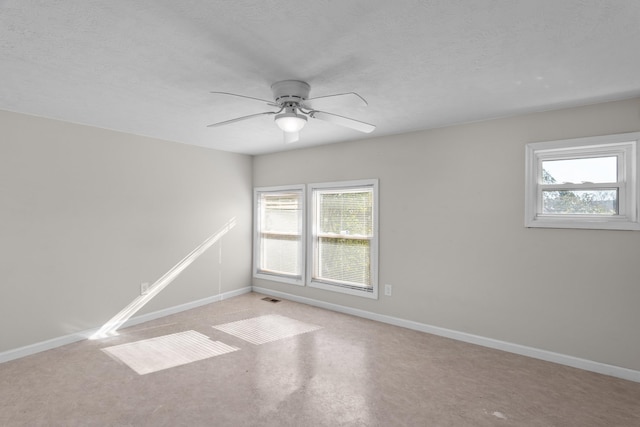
[542,169,617,215]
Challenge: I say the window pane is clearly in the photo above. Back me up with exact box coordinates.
[542,189,618,215]
[261,234,301,275]
[310,181,377,295]
[318,190,373,236]
[258,190,302,277]
[542,157,617,184]
[263,194,301,234]
[319,237,370,286]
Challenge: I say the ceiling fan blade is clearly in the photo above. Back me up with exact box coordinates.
[283,131,300,144]
[210,91,279,107]
[309,110,376,133]
[302,92,368,110]
[206,111,276,128]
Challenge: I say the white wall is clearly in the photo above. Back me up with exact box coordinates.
[0,110,252,352]
[253,97,640,372]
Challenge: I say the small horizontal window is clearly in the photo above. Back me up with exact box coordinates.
[525,132,640,230]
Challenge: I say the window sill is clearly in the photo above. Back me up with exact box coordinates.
[308,279,378,299]
[254,272,304,286]
[526,216,640,231]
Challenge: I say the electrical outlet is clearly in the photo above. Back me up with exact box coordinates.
[140,282,150,295]
[384,284,392,296]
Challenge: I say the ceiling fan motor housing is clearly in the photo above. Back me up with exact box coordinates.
[271,80,310,105]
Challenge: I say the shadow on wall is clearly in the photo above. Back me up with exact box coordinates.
[90,217,237,340]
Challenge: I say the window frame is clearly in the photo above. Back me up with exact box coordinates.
[307,179,379,299]
[253,185,306,285]
[525,132,640,230]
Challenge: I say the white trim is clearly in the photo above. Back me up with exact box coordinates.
[0,286,251,364]
[252,286,640,383]
[253,184,306,286]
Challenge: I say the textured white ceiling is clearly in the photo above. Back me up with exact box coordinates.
[2,1,640,155]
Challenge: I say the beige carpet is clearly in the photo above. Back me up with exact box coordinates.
[1,292,639,426]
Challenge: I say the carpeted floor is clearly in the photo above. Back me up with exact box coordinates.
[1,292,639,426]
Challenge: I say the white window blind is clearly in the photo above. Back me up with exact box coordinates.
[308,180,378,298]
[254,186,305,285]
[317,189,373,286]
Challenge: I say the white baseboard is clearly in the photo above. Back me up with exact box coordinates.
[0,286,252,364]
[114,286,251,332]
[252,286,640,383]
[5,284,638,384]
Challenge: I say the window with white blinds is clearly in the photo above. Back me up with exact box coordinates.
[254,186,305,285]
[308,180,379,299]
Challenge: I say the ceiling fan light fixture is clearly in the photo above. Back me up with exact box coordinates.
[275,112,307,133]
[208,80,375,143]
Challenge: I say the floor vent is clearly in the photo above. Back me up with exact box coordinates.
[261,297,280,303]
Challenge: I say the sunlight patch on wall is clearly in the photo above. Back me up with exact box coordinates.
[102,330,238,375]
[90,217,236,340]
[212,314,322,345]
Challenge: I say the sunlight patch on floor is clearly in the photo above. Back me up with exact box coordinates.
[212,314,322,345]
[102,330,238,375]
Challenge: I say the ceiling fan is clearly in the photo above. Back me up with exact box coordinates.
[207,80,375,143]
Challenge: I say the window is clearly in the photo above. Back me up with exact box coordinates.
[254,185,305,285]
[525,132,640,230]
[308,180,379,298]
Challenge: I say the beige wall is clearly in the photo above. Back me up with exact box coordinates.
[0,110,252,352]
[253,97,640,372]
[3,98,639,371]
